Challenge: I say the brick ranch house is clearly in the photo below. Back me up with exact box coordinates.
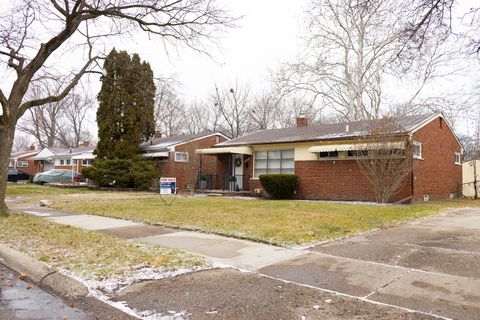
[8,146,40,176]
[197,113,463,202]
[28,142,95,174]
[140,132,229,190]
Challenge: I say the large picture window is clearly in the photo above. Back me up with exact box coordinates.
[254,149,294,177]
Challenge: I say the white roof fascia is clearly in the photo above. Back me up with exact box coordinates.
[170,132,230,150]
[410,113,463,151]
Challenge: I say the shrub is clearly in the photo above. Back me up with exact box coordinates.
[82,158,159,189]
[258,174,298,199]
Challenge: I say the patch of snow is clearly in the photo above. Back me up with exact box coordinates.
[324,299,332,304]
[313,305,320,309]
[205,310,218,314]
[59,265,212,320]
[223,196,258,201]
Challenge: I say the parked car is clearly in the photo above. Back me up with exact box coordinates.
[7,169,31,182]
[33,169,83,184]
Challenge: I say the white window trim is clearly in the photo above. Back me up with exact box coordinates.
[413,141,423,160]
[174,152,189,162]
[16,160,29,168]
[253,149,295,178]
[455,152,462,165]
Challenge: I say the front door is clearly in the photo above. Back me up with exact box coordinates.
[233,154,243,190]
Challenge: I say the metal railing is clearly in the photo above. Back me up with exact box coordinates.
[198,173,250,191]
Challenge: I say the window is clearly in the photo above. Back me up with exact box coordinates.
[318,151,339,159]
[347,150,368,158]
[17,161,28,168]
[66,159,71,165]
[175,152,189,162]
[455,152,462,165]
[413,141,422,159]
[254,149,294,177]
[60,159,65,165]
[82,159,93,166]
[215,136,220,144]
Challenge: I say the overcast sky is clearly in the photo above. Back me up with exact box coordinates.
[1,0,478,138]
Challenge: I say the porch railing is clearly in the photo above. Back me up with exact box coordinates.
[198,173,250,191]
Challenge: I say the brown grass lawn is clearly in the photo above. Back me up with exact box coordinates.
[0,213,204,280]
[50,195,480,246]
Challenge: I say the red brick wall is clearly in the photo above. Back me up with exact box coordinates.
[13,157,37,176]
[155,134,228,190]
[412,117,462,200]
[294,160,411,202]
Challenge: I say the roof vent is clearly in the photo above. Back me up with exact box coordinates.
[345,124,350,132]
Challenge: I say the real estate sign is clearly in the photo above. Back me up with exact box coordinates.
[160,177,177,195]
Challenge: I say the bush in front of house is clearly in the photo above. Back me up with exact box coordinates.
[82,158,159,189]
[258,174,299,199]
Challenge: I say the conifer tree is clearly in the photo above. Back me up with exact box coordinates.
[96,49,156,159]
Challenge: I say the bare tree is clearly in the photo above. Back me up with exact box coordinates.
[154,82,185,136]
[247,89,283,131]
[184,101,212,135]
[276,94,323,128]
[19,91,93,148]
[12,133,32,153]
[276,0,454,122]
[212,81,250,138]
[0,0,234,212]
[57,93,94,147]
[356,118,414,203]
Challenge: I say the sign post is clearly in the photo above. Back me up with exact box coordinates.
[160,177,177,195]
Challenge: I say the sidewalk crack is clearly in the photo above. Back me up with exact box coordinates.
[362,270,411,299]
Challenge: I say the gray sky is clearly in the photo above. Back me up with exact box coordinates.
[0,0,478,138]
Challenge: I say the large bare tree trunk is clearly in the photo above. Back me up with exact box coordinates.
[0,118,16,213]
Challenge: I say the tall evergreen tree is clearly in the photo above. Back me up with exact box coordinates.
[96,49,156,159]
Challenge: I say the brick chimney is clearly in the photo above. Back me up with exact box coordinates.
[28,145,35,151]
[296,115,308,127]
[154,131,162,138]
[83,141,90,147]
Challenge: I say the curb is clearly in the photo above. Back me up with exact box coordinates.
[0,243,89,298]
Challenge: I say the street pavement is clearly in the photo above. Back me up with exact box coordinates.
[0,263,88,320]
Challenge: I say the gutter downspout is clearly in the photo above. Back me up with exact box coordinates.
[408,133,415,202]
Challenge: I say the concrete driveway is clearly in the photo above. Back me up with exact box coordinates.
[259,207,480,320]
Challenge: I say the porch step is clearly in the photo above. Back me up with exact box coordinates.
[196,189,253,197]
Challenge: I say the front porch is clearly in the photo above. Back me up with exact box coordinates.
[196,147,253,192]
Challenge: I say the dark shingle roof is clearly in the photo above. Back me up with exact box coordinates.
[217,113,437,147]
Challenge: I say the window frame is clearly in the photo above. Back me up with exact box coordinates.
[455,152,462,165]
[318,151,339,159]
[413,141,423,160]
[346,150,369,158]
[174,152,189,162]
[253,149,295,178]
[16,160,28,168]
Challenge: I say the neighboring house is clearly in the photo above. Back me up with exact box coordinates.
[197,113,463,202]
[29,142,95,174]
[462,159,479,198]
[9,146,40,176]
[140,132,230,190]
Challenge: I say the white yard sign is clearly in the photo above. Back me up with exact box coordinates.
[160,177,177,195]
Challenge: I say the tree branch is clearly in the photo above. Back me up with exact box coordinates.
[18,56,97,118]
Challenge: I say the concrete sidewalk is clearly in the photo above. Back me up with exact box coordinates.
[10,202,303,271]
